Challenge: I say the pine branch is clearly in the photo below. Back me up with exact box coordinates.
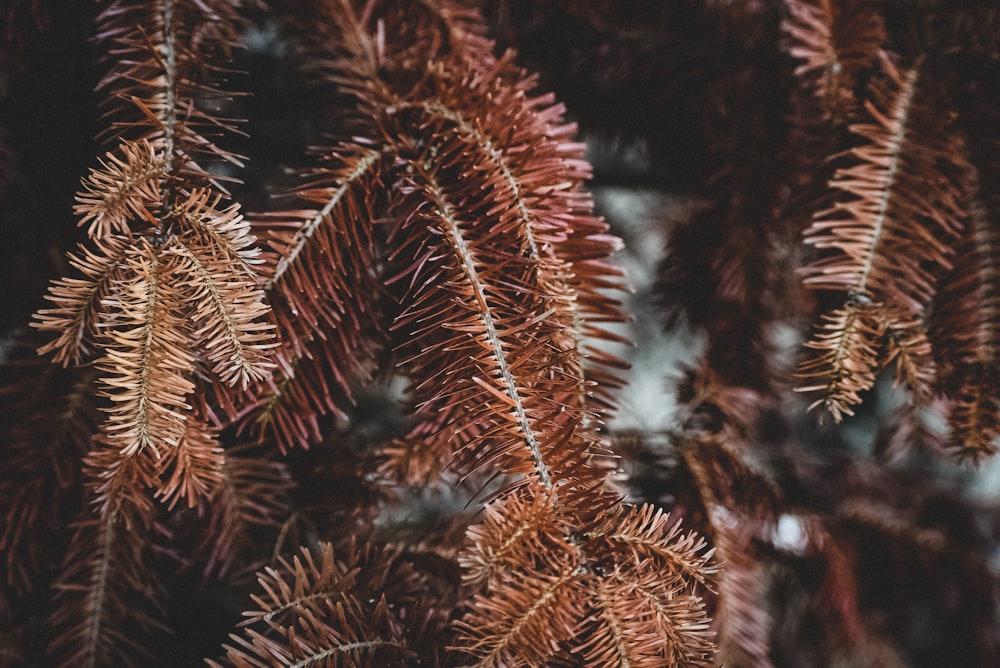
[0,337,98,594]
[578,568,714,668]
[943,377,1000,461]
[381,57,625,480]
[798,299,938,421]
[251,1,625,465]
[94,0,246,177]
[82,433,161,523]
[173,188,267,276]
[171,240,272,392]
[34,235,136,365]
[32,0,275,511]
[879,308,936,402]
[456,483,717,666]
[390,155,582,488]
[46,496,166,668]
[74,139,165,238]
[198,443,292,580]
[590,503,717,590]
[783,0,886,122]
[96,241,196,458]
[676,429,785,667]
[929,88,1000,459]
[931,188,999,387]
[797,302,881,420]
[260,147,389,341]
[797,50,968,419]
[248,338,357,453]
[455,557,587,667]
[212,541,434,667]
[460,487,569,587]
[800,52,962,307]
[244,147,390,449]
[152,416,225,510]
[382,72,627,410]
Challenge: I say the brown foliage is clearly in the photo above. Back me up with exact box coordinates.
[3,1,1000,666]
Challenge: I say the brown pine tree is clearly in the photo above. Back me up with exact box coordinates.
[2,1,999,667]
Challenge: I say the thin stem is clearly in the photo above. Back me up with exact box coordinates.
[159,0,177,177]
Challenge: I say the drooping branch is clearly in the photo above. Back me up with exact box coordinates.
[393,157,563,489]
[797,301,890,420]
[928,53,1000,459]
[167,226,274,389]
[229,3,715,666]
[33,0,274,502]
[45,514,166,668]
[246,147,390,448]
[95,0,246,177]
[152,416,225,510]
[797,51,968,418]
[96,241,195,458]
